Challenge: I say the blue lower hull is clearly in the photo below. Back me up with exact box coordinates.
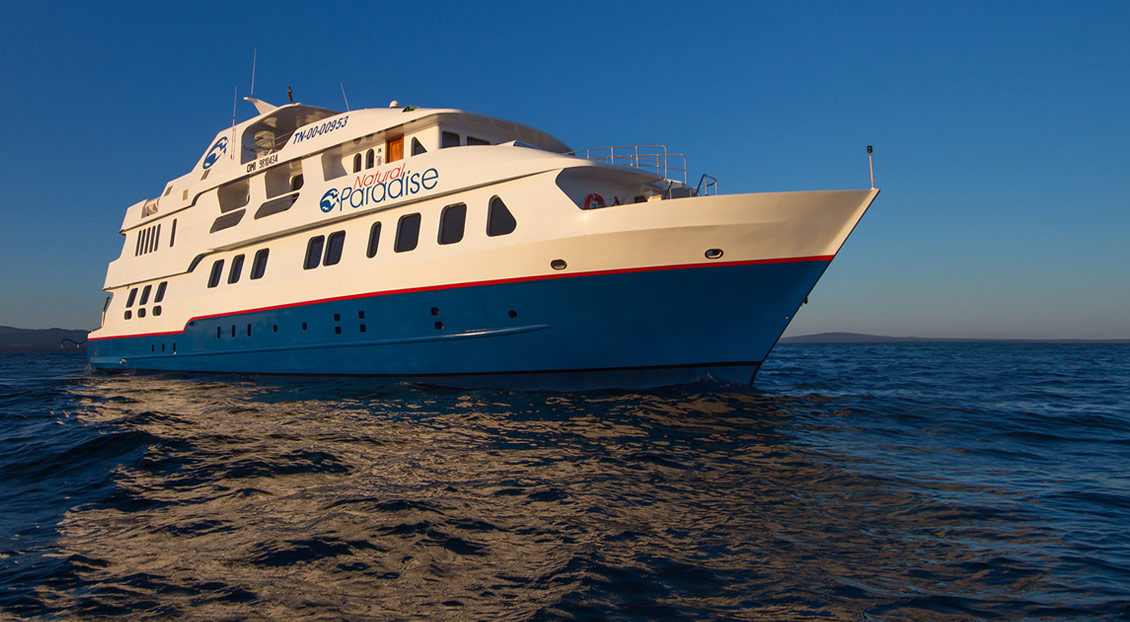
[89,260,829,389]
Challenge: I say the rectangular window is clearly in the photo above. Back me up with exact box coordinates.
[139,284,152,305]
[438,203,466,245]
[487,196,517,236]
[170,219,177,247]
[395,213,421,252]
[228,254,245,283]
[441,131,460,149]
[324,231,346,266]
[305,236,325,269]
[126,287,138,307]
[154,281,167,303]
[467,136,490,146]
[153,224,161,252]
[208,259,224,288]
[367,221,381,258]
[250,249,269,279]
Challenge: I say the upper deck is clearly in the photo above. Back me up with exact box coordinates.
[120,100,573,233]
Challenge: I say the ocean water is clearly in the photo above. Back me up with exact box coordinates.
[1,344,1128,621]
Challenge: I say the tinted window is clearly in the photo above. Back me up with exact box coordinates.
[352,153,362,173]
[366,149,375,169]
[305,236,325,269]
[411,137,426,155]
[467,136,490,146]
[290,175,304,191]
[170,219,177,247]
[154,282,167,303]
[367,222,381,258]
[487,196,517,236]
[250,249,269,279]
[126,288,138,307]
[438,203,466,245]
[139,285,152,305]
[395,213,421,252]
[324,231,346,266]
[441,131,460,149]
[208,260,224,287]
[228,254,245,283]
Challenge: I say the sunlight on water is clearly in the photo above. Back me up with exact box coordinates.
[2,345,1128,620]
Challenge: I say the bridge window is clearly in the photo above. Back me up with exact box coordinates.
[228,254,245,283]
[412,137,427,156]
[251,249,269,279]
[367,222,381,258]
[395,213,421,252]
[438,203,466,245]
[467,136,490,146]
[305,236,325,269]
[441,131,460,149]
[208,260,224,288]
[324,231,346,266]
[487,196,517,236]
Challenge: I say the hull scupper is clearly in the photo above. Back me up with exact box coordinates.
[88,97,878,389]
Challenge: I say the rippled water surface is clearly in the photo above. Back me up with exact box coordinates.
[1,344,1128,620]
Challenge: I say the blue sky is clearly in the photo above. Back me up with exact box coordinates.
[1,1,1127,338]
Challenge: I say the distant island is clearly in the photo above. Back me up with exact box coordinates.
[0,326,89,353]
[1,327,1126,354]
[780,332,1130,344]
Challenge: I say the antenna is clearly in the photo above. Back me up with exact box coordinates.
[340,82,351,111]
[231,86,238,160]
[250,48,257,97]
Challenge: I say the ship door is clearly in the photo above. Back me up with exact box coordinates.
[387,136,404,163]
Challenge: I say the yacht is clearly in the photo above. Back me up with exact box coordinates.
[87,96,879,389]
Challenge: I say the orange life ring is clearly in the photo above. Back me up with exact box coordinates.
[583,193,604,210]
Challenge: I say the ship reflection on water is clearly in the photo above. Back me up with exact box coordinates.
[37,372,1062,619]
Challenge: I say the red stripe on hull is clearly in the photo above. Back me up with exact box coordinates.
[89,254,832,342]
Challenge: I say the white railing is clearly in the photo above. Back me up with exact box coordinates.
[695,174,718,197]
[566,145,688,185]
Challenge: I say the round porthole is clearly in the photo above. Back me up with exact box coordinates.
[705,248,724,259]
[551,259,567,271]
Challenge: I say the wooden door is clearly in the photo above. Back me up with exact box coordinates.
[388,136,404,162]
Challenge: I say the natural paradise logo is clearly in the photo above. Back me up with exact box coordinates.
[320,164,439,213]
[202,136,228,169]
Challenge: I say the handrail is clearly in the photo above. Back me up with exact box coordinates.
[695,174,718,197]
[566,145,688,184]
